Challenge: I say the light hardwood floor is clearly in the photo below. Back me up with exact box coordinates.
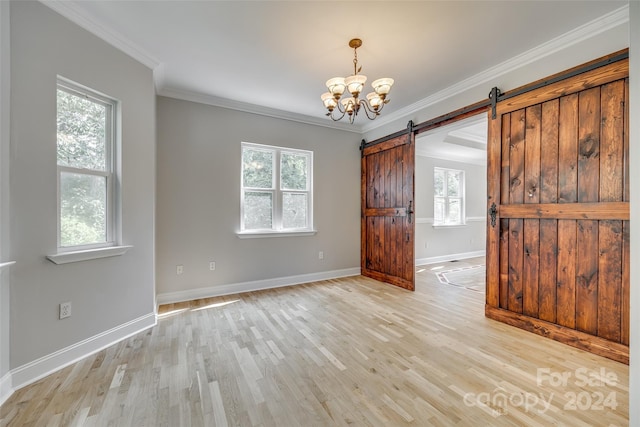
[0,258,628,426]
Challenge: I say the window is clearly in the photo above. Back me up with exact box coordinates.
[241,142,313,233]
[434,167,465,226]
[56,79,117,250]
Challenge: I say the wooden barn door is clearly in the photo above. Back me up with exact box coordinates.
[485,55,629,363]
[361,128,415,291]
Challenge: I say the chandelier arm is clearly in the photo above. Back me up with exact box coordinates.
[359,100,380,120]
[329,109,347,122]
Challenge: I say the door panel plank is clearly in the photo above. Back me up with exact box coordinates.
[539,219,557,322]
[522,105,541,318]
[499,219,509,309]
[540,100,559,203]
[595,80,625,343]
[558,94,578,204]
[525,105,541,204]
[600,80,624,203]
[509,110,526,205]
[575,88,600,336]
[497,114,510,309]
[364,208,407,217]
[577,87,601,203]
[499,202,628,220]
[621,79,629,346]
[623,78,629,203]
[507,109,525,314]
[500,114,512,204]
[576,220,598,335]
[538,100,559,322]
[597,220,622,342]
[621,220,630,345]
[495,59,628,116]
[556,220,576,329]
[523,219,540,317]
[508,219,524,313]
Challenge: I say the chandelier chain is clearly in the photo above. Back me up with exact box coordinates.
[353,47,359,75]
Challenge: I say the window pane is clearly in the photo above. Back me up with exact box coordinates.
[434,169,445,196]
[57,89,107,171]
[448,199,461,224]
[281,153,308,191]
[60,172,107,247]
[242,148,273,189]
[243,191,273,230]
[282,193,307,229]
[434,197,445,224]
[447,171,461,197]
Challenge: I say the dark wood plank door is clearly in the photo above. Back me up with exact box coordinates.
[485,57,630,363]
[361,131,415,291]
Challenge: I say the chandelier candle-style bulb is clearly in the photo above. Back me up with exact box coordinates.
[321,38,393,123]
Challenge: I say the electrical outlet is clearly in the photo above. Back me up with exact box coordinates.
[318,251,324,260]
[176,265,184,275]
[59,301,71,319]
[209,261,216,271]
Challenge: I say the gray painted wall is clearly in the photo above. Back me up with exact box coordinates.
[9,2,156,368]
[0,0,11,389]
[414,155,486,262]
[156,97,361,298]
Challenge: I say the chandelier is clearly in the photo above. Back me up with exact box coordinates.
[321,38,394,124]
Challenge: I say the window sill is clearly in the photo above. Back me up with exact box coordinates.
[236,230,317,239]
[46,245,133,265]
[0,261,15,269]
[432,224,468,229]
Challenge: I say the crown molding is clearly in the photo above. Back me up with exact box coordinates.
[157,87,363,133]
[40,0,160,70]
[361,4,629,134]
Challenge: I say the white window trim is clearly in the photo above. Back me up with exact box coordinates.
[433,167,466,226]
[0,261,15,269]
[47,245,132,265]
[56,77,120,253]
[239,142,314,236]
[236,230,317,239]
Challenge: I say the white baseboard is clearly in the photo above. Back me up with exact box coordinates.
[416,250,486,266]
[156,267,361,306]
[0,371,13,407]
[10,313,156,392]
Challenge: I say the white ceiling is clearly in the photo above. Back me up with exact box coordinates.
[416,115,488,165]
[43,1,627,133]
